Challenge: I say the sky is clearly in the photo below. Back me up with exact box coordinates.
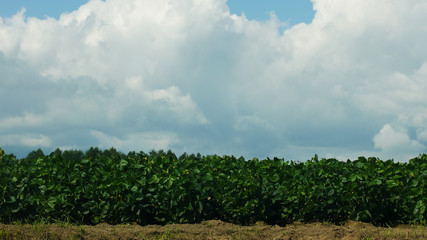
[0,0,426,161]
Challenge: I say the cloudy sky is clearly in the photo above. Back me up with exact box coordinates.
[1,0,426,161]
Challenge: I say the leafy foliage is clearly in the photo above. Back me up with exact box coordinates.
[0,147,426,226]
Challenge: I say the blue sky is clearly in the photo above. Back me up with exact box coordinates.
[1,0,427,161]
[0,0,87,19]
[0,0,314,24]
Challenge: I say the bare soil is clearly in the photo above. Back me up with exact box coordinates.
[1,220,426,240]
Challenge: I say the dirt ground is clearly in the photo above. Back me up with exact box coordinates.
[1,220,426,240]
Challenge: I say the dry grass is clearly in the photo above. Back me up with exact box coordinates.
[0,220,426,240]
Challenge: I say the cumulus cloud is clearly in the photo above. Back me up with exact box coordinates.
[373,124,424,153]
[1,0,427,160]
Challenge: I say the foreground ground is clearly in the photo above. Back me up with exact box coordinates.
[1,220,426,240]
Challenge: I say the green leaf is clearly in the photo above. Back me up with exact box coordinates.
[386,180,397,187]
[148,175,159,184]
[356,210,372,221]
[134,164,143,169]
[328,189,335,196]
[205,173,213,181]
[270,174,280,183]
[47,201,56,209]
[131,185,138,192]
[137,178,147,186]
[416,200,423,209]
[413,208,420,216]
[420,205,426,215]
[198,201,203,214]
[119,159,128,167]
[373,179,382,185]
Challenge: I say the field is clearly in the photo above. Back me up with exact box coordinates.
[1,147,426,239]
[1,220,427,239]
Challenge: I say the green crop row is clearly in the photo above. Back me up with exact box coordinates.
[0,147,426,226]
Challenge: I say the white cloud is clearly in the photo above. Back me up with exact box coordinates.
[1,0,427,160]
[373,124,424,153]
[146,86,209,124]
